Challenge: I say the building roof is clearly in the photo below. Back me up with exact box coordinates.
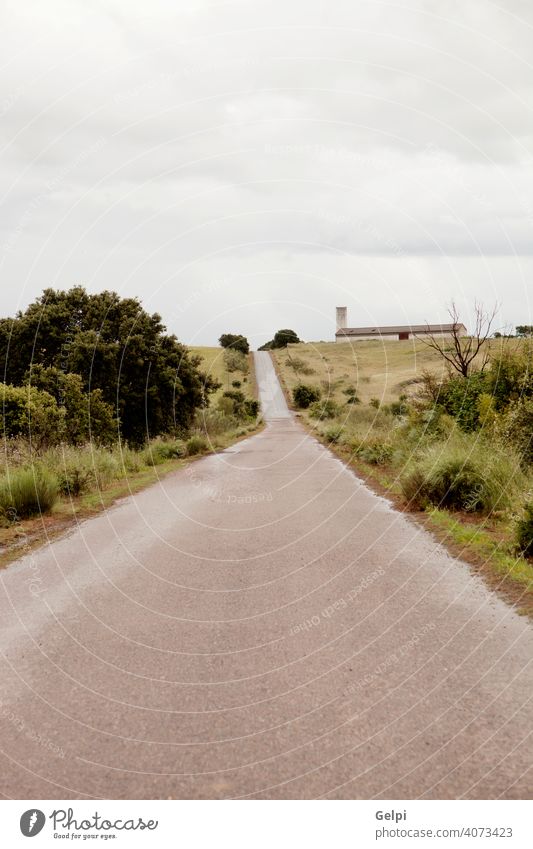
[335,323,466,337]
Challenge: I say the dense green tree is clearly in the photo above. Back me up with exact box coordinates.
[516,325,533,337]
[0,287,218,445]
[0,383,63,449]
[218,333,250,354]
[26,365,117,445]
[259,328,302,350]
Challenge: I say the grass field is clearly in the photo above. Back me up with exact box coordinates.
[190,346,256,402]
[271,337,521,408]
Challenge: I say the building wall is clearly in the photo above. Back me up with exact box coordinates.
[335,330,462,343]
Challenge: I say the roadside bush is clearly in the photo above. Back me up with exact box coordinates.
[436,371,488,432]
[400,467,428,510]
[325,425,344,444]
[353,438,394,466]
[0,466,58,518]
[186,434,209,455]
[498,397,533,466]
[119,446,145,474]
[26,367,117,446]
[401,438,524,514]
[1,383,63,449]
[219,391,258,420]
[487,345,533,409]
[515,503,533,558]
[293,383,321,409]
[57,465,94,497]
[309,399,338,420]
[142,439,187,466]
[200,409,239,436]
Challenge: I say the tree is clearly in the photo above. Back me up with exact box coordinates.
[259,328,302,350]
[420,301,497,378]
[218,333,250,355]
[26,365,117,445]
[516,325,533,337]
[0,287,218,445]
[0,383,63,450]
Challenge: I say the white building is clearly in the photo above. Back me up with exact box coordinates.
[335,307,467,342]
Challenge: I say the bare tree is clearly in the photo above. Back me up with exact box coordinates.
[419,301,498,378]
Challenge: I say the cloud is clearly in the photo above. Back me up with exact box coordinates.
[0,0,531,342]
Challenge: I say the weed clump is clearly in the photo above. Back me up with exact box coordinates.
[0,466,58,519]
[401,439,523,514]
[515,503,533,558]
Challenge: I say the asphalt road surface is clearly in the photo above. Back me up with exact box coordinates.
[0,352,531,799]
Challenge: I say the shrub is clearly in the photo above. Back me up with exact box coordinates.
[90,450,122,487]
[498,397,533,466]
[437,371,489,431]
[354,438,394,465]
[186,434,209,455]
[487,344,533,409]
[223,349,249,374]
[0,383,63,449]
[27,367,117,446]
[325,425,344,444]
[309,399,338,420]
[285,357,315,376]
[389,399,409,417]
[218,391,258,421]
[343,387,360,404]
[401,438,524,514]
[515,503,533,558]
[369,398,380,409]
[200,409,239,436]
[231,380,242,388]
[119,446,145,474]
[401,468,428,510]
[57,465,94,497]
[0,466,58,518]
[244,398,260,418]
[293,383,321,409]
[142,439,187,466]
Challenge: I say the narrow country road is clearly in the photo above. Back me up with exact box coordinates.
[0,352,532,799]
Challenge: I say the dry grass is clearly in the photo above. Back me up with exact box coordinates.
[190,346,255,403]
[273,337,522,408]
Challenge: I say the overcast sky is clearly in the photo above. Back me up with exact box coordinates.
[1,0,532,346]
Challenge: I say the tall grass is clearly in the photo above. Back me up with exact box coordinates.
[0,466,58,518]
[0,390,261,523]
[401,436,525,514]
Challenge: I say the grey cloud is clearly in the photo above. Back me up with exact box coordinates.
[0,0,531,343]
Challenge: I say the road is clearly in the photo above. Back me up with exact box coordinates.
[0,351,531,799]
